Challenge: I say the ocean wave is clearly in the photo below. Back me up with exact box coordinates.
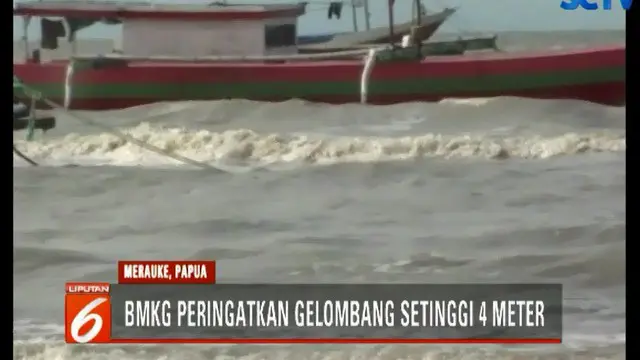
[12,338,625,360]
[13,123,625,168]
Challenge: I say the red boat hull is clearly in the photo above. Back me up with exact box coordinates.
[13,45,625,110]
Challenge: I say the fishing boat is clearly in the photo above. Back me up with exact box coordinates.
[13,1,625,111]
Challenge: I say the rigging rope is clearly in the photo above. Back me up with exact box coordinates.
[13,144,38,166]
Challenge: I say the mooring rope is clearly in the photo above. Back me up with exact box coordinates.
[16,82,216,170]
[13,144,38,166]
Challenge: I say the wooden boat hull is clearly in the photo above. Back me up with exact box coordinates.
[13,45,625,110]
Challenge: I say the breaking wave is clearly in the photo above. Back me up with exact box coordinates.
[13,123,625,168]
[12,337,626,360]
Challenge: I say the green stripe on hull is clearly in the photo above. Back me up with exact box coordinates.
[21,67,624,100]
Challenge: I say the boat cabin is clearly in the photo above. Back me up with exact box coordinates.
[13,1,307,61]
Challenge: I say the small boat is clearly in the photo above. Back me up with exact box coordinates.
[13,109,56,132]
[297,0,453,46]
[12,1,625,111]
[298,8,456,49]
[13,77,56,133]
[297,33,335,46]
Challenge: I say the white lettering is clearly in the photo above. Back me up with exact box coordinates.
[176,300,289,327]
[492,300,545,327]
[123,264,171,279]
[174,264,208,279]
[123,300,171,327]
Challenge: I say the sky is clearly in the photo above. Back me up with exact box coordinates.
[13,0,627,39]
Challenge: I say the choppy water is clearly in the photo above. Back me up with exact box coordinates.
[14,31,625,360]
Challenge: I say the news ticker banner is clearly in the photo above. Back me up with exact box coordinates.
[65,260,563,344]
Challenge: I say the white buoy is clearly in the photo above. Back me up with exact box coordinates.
[63,60,75,109]
[360,48,378,104]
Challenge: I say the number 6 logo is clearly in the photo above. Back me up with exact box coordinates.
[65,294,111,344]
[70,298,107,343]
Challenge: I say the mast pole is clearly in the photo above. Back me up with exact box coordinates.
[351,1,359,32]
[22,16,30,61]
[363,0,371,30]
[387,0,395,48]
[413,0,422,50]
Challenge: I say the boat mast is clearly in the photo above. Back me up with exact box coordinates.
[386,0,395,48]
[21,16,30,61]
[352,0,370,32]
[363,0,371,30]
[414,0,423,26]
[351,1,359,31]
[413,0,422,50]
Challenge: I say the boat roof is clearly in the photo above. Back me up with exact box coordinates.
[13,1,307,21]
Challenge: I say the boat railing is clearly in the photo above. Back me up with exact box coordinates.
[63,47,384,109]
[70,46,391,63]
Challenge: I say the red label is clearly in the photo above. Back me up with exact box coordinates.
[118,260,216,284]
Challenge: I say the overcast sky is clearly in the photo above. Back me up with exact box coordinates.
[13,0,626,39]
